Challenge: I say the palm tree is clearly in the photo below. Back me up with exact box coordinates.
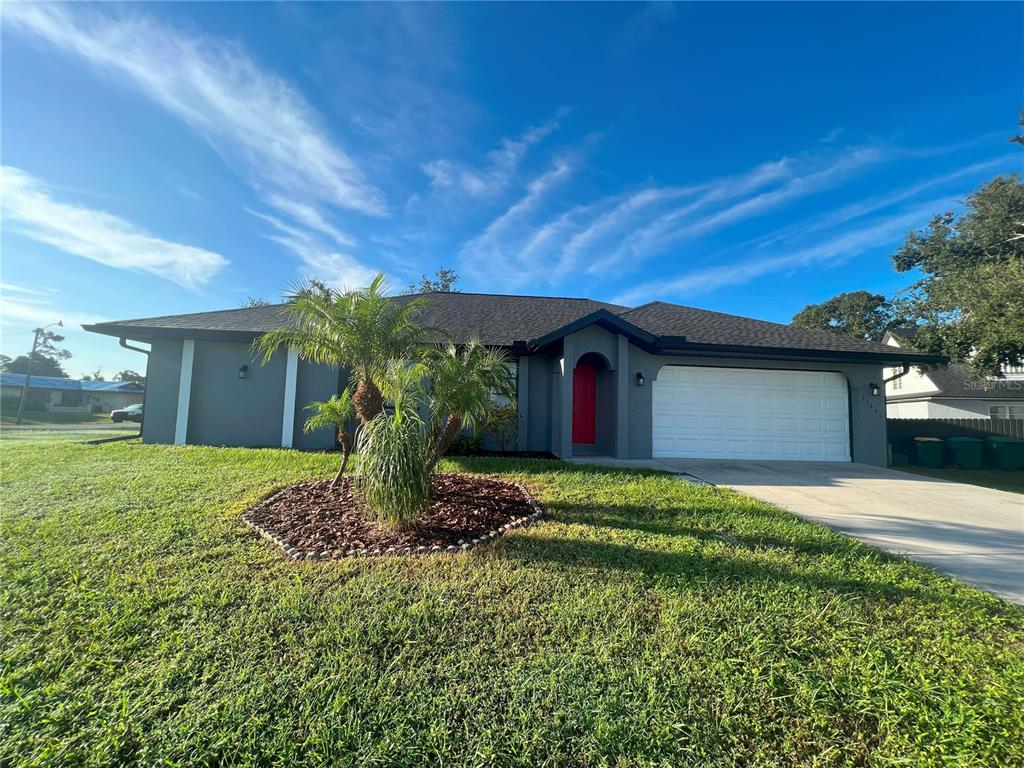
[423,339,516,472]
[255,274,430,424]
[303,389,355,487]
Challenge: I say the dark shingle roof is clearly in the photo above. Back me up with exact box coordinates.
[908,364,1024,400]
[620,301,915,355]
[84,291,943,362]
[84,293,626,347]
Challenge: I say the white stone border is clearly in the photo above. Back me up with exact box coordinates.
[242,481,544,561]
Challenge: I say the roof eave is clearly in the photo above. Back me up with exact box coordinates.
[83,323,262,343]
[650,341,948,365]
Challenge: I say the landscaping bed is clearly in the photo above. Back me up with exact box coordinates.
[244,473,541,557]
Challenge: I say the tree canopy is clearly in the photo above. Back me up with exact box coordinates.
[892,173,1024,375]
[409,268,460,294]
[792,291,904,342]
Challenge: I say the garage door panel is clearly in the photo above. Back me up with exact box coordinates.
[652,366,850,461]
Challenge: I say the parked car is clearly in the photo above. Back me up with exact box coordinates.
[111,403,143,423]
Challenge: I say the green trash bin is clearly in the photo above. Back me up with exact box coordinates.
[946,437,984,470]
[985,436,1024,471]
[914,437,944,468]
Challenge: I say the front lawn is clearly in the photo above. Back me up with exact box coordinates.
[896,465,1024,494]
[2,433,1022,767]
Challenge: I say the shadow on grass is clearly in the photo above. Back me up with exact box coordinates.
[494,528,1006,611]
[553,502,851,558]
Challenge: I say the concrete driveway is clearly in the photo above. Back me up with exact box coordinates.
[659,459,1024,605]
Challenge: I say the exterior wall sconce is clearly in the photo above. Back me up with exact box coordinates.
[636,372,645,387]
[869,382,880,396]
[238,365,249,380]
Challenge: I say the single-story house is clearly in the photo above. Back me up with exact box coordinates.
[883,329,1024,419]
[83,293,945,466]
[0,372,144,413]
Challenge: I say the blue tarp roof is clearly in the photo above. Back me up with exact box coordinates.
[0,373,144,393]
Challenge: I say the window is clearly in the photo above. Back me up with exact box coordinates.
[989,404,1023,419]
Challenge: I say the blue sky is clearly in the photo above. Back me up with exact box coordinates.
[1,2,1021,377]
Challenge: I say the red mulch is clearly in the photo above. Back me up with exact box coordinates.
[245,473,535,552]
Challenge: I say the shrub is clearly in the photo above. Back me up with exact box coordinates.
[449,433,484,455]
[354,363,431,528]
[485,403,518,452]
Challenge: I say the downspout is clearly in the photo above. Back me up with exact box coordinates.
[120,338,150,356]
[119,338,150,437]
[883,363,910,386]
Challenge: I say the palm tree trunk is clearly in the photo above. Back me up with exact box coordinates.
[330,429,352,488]
[353,377,384,423]
[427,413,462,473]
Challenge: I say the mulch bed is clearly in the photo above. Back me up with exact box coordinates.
[243,473,542,560]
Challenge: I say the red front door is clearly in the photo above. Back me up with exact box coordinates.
[572,362,597,444]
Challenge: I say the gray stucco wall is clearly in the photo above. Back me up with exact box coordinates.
[626,348,887,466]
[141,339,182,445]
[292,360,343,450]
[526,353,555,452]
[527,325,888,466]
[188,341,286,447]
[138,329,887,465]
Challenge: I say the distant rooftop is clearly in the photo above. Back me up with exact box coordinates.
[0,373,144,393]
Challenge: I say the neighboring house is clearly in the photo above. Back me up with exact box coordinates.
[83,293,943,466]
[0,373,145,413]
[883,329,1024,419]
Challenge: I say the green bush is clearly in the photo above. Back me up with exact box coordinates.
[449,433,483,455]
[354,363,431,528]
[485,402,518,452]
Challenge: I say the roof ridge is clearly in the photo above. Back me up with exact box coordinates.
[399,290,627,305]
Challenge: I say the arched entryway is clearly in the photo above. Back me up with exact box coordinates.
[572,353,615,455]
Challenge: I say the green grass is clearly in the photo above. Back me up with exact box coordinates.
[2,432,1022,767]
[0,409,112,425]
[896,465,1024,494]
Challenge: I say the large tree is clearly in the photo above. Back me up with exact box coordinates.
[114,370,145,386]
[409,268,460,294]
[0,331,71,378]
[792,291,903,342]
[892,173,1024,375]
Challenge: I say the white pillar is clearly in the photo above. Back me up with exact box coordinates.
[281,347,298,448]
[174,339,195,445]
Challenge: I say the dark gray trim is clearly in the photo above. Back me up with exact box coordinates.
[527,309,661,352]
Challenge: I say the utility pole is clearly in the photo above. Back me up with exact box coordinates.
[14,321,62,425]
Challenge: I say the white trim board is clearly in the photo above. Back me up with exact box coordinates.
[281,347,298,448]
[174,339,195,445]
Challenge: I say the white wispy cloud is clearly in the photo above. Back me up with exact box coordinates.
[246,209,375,290]
[612,198,957,305]
[4,3,387,219]
[0,294,104,329]
[751,155,1014,250]
[1,166,228,289]
[423,109,569,198]
[594,147,888,274]
[263,195,357,249]
[459,156,577,283]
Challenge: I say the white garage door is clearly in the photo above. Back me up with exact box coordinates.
[652,366,850,461]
